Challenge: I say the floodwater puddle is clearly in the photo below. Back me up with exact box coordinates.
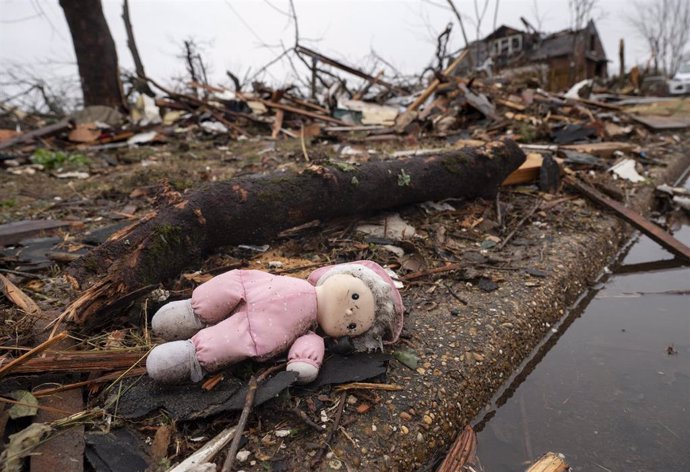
[474,181,690,471]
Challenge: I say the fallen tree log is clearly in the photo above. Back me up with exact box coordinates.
[62,139,525,329]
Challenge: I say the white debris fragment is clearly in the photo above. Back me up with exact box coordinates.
[673,196,690,211]
[55,171,89,179]
[419,201,456,213]
[127,130,158,146]
[356,213,416,241]
[382,245,405,258]
[274,429,291,438]
[200,121,228,134]
[610,159,645,183]
[235,450,251,462]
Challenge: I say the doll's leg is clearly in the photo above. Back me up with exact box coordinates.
[146,340,204,384]
[191,311,256,373]
[147,314,254,383]
[151,299,205,341]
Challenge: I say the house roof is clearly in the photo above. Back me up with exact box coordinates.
[484,25,523,41]
[529,21,606,61]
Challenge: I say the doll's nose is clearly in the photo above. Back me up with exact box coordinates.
[347,322,357,330]
[345,308,354,316]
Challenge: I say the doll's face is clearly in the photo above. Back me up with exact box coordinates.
[316,274,375,337]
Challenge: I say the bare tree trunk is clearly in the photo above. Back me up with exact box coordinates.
[122,0,154,96]
[64,140,525,329]
[60,0,125,109]
[618,38,625,80]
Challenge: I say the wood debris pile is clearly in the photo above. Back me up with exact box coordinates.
[1,45,690,472]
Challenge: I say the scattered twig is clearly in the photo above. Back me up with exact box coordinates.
[169,425,237,472]
[0,396,71,415]
[292,406,323,432]
[220,376,257,472]
[300,124,310,162]
[312,391,347,468]
[334,382,402,392]
[496,199,541,250]
[445,282,469,305]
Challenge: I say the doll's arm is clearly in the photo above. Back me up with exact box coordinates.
[286,332,325,383]
[191,270,245,324]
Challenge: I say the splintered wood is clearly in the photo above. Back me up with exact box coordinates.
[436,425,478,472]
[527,452,569,472]
[0,273,41,316]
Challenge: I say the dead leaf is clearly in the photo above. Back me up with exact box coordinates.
[400,253,426,272]
[68,123,100,143]
[7,391,38,419]
[150,424,173,461]
[0,423,51,472]
[0,129,21,142]
[0,274,41,315]
[300,123,322,138]
[182,272,214,284]
[356,403,371,414]
[104,330,126,349]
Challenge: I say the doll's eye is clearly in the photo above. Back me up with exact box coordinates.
[352,293,359,300]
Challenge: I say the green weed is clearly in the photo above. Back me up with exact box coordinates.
[31,149,90,170]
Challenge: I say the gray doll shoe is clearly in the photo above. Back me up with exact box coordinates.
[146,340,204,383]
[151,299,205,340]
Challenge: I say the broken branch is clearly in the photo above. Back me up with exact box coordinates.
[65,140,525,329]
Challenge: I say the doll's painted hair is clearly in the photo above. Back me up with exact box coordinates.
[316,263,397,351]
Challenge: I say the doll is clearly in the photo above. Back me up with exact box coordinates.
[146,260,404,384]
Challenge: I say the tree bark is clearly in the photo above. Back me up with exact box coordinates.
[64,140,525,328]
[60,0,125,109]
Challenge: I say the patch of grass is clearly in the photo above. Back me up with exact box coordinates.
[516,123,537,143]
[31,149,90,170]
[0,198,17,208]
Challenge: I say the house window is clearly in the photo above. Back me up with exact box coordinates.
[491,41,500,56]
[590,35,596,52]
[490,34,523,56]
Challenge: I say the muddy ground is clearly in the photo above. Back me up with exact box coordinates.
[1,130,689,471]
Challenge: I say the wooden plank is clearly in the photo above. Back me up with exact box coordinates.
[565,176,690,263]
[4,349,147,374]
[630,114,690,130]
[0,219,71,246]
[502,153,544,186]
[560,141,638,158]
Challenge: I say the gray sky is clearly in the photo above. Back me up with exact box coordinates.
[0,0,656,93]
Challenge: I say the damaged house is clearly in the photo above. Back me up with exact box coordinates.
[456,19,608,91]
